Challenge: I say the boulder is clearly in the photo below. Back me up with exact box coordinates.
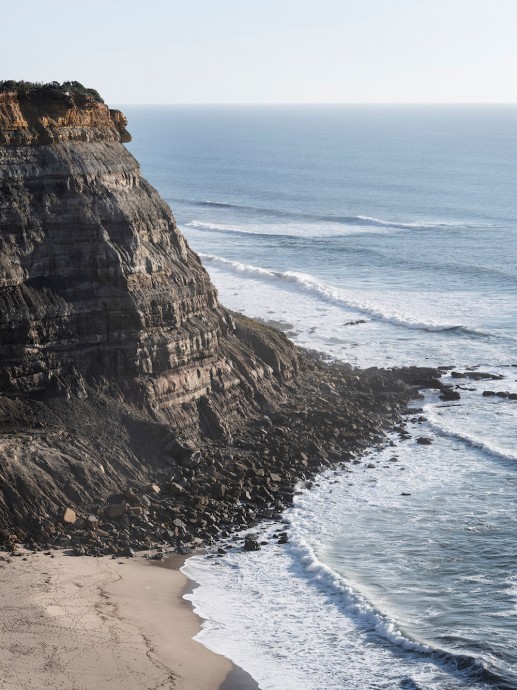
[106,502,127,519]
[440,388,461,401]
[243,534,261,551]
[62,507,77,524]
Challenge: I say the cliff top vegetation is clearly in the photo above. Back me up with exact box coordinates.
[0,80,104,103]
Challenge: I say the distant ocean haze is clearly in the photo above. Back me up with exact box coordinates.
[126,105,517,690]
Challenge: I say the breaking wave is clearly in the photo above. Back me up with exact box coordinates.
[199,253,494,336]
[425,409,517,464]
[285,527,504,688]
[177,198,491,231]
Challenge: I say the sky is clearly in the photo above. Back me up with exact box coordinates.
[2,0,517,105]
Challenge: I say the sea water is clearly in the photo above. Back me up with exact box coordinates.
[125,105,517,689]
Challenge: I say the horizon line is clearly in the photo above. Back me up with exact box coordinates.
[115,101,517,107]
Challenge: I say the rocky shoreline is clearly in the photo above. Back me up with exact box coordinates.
[0,338,451,557]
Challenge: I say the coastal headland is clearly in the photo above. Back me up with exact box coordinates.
[0,82,454,688]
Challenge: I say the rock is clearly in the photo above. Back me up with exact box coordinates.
[465,371,503,381]
[121,547,135,557]
[243,535,261,551]
[482,390,496,397]
[84,515,98,527]
[169,440,197,459]
[150,484,161,495]
[147,551,165,560]
[416,437,433,445]
[172,518,187,532]
[243,539,261,552]
[168,482,185,496]
[212,482,226,499]
[277,532,289,544]
[106,502,127,519]
[182,451,202,469]
[439,388,461,401]
[62,507,77,524]
[123,489,140,506]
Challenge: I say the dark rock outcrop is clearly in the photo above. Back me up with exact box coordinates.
[0,85,440,543]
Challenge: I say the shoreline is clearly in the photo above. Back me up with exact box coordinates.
[0,548,258,690]
[150,554,260,689]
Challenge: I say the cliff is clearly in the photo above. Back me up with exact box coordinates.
[0,84,433,548]
[0,85,296,426]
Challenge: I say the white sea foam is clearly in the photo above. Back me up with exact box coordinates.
[186,218,394,237]
[182,544,487,689]
[181,200,492,232]
[187,220,280,237]
[284,529,432,654]
[425,407,517,464]
[199,254,470,333]
[355,215,470,229]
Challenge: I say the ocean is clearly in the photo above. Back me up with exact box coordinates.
[125,105,517,690]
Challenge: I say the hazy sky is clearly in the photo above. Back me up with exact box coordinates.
[2,0,516,104]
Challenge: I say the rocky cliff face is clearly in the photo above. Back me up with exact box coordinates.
[0,86,306,530]
[0,86,426,543]
[0,88,297,432]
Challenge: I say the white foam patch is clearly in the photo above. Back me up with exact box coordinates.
[200,254,468,332]
[425,409,517,464]
[356,215,473,229]
[424,374,517,464]
[197,262,516,370]
[182,533,489,690]
[186,218,396,237]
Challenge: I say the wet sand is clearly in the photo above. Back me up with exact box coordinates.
[0,548,258,689]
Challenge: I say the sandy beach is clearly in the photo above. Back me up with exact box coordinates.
[0,548,258,690]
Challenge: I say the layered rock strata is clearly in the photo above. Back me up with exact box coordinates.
[0,87,295,430]
[0,85,444,541]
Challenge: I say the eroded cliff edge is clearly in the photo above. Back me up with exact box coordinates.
[0,84,441,548]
